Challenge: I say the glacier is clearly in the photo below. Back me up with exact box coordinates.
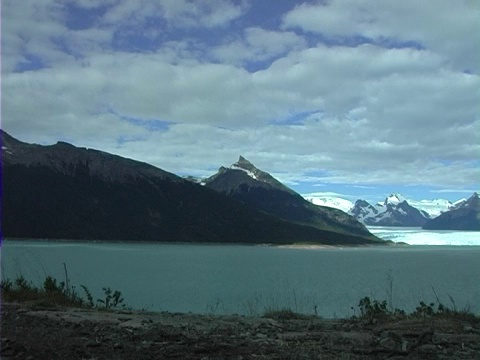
[369,226,480,246]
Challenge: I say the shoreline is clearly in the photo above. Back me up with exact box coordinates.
[1,237,392,248]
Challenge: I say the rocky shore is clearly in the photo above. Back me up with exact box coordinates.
[2,303,480,359]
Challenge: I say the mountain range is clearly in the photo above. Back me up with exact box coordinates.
[304,193,479,230]
[348,194,431,227]
[1,131,382,245]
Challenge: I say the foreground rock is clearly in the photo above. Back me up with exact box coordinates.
[2,303,479,359]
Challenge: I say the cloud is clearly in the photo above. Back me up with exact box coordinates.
[283,0,480,71]
[431,189,480,194]
[3,41,479,187]
[211,27,307,66]
[2,0,479,199]
[99,0,248,29]
[2,0,72,72]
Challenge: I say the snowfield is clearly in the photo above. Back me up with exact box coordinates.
[369,226,480,246]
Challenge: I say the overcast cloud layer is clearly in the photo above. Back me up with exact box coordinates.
[2,0,479,202]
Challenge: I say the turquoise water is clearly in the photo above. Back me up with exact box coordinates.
[1,240,480,318]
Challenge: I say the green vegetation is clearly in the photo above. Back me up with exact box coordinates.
[2,272,477,322]
[355,296,478,321]
[262,296,478,322]
[1,274,126,310]
[96,287,125,309]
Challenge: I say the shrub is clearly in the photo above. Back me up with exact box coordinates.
[43,276,63,293]
[355,296,477,321]
[2,274,126,310]
[1,279,13,292]
[97,287,125,309]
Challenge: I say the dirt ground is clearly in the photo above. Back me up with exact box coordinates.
[1,302,480,359]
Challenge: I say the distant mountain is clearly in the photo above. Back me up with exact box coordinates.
[1,131,383,245]
[303,194,354,213]
[302,192,459,219]
[204,156,378,241]
[406,198,453,218]
[450,198,469,211]
[423,193,480,231]
[349,193,431,226]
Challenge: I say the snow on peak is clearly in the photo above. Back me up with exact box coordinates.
[230,163,258,179]
[230,156,259,180]
[303,194,353,213]
[384,193,407,205]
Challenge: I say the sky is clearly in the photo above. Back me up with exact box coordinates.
[2,0,479,205]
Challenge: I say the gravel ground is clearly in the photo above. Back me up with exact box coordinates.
[2,303,480,359]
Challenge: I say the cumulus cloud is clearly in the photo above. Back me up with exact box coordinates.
[283,0,480,71]
[212,27,307,65]
[167,0,248,28]
[97,0,247,29]
[2,0,72,72]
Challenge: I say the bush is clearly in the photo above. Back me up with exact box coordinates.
[96,287,125,310]
[355,296,476,321]
[1,279,13,292]
[43,276,63,293]
[2,274,126,310]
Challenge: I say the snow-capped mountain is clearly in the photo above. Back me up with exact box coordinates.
[301,192,455,219]
[303,194,354,213]
[381,193,407,206]
[450,198,469,211]
[423,192,480,231]
[406,198,453,218]
[349,193,431,227]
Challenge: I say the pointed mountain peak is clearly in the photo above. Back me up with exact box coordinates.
[238,155,249,163]
[460,192,480,210]
[230,156,260,180]
[234,156,255,169]
[205,156,298,195]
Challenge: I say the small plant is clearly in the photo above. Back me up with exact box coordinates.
[356,296,405,320]
[80,285,94,307]
[97,287,125,309]
[358,296,389,319]
[43,276,63,293]
[15,275,31,290]
[1,279,13,292]
[412,301,435,318]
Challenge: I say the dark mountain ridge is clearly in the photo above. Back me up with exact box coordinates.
[204,157,375,239]
[1,131,383,245]
[422,192,480,231]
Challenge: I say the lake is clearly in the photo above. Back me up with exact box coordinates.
[2,231,480,318]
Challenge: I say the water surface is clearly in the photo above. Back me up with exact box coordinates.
[2,239,479,318]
